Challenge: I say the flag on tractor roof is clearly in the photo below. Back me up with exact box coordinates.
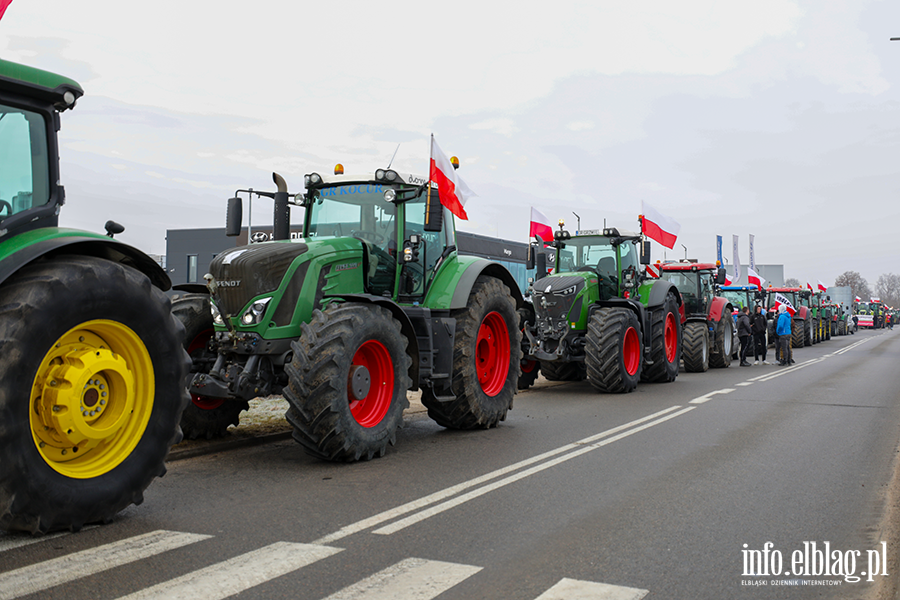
[817,280,827,292]
[529,207,553,243]
[640,201,680,249]
[747,267,765,290]
[429,135,475,220]
[0,0,12,21]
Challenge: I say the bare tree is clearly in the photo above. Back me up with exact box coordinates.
[834,271,872,301]
[784,277,800,287]
[876,273,900,307]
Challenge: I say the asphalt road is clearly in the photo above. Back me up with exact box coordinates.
[2,328,899,600]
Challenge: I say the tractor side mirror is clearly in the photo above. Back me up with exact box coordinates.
[226,196,243,237]
[716,267,726,285]
[535,252,547,277]
[424,190,443,232]
[104,220,125,238]
[639,240,651,265]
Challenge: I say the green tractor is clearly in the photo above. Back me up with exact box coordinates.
[520,223,682,393]
[0,61,189,533]
[173,165,523,461]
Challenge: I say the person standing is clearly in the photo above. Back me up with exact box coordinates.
[776,305,793,366]
[737,306,753,366]
[751,304,770,364]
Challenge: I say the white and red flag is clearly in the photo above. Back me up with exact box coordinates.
[429,136,475,220]
[773,292,796,316]
[806,281,813,291]
[724,272,733,285]
[529,207,553,242]
[0,0,11,21]
[640,201,680,249]
[817,280,827,292]
[855,295,862,302]
[747,267,765,290]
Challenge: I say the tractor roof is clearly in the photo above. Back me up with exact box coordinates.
[660,262,718,272]
[720,285,757,291]
[305,168,430,189]
[0,59,83,110]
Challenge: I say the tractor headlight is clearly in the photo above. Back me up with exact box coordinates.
[210,301,224,326]
[240,297,272,326]
[305,173,322,187]
[558,285,577,296]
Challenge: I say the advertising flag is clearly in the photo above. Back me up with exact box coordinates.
[640,201,680,249]
[430,136,475,220]
[749,234,755,271]
[529,207,553,242]
[732,235,741,284]
[716,235,723,266]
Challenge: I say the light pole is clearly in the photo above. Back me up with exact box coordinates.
[573,212,581,232]
[681,244,688,260]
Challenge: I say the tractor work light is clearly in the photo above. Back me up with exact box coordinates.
[383,189,397,202]
[240,297,272,326]
[334,164,344,175]
[603,228,620,237]
[375,169,399,182]
[305,173,323,187]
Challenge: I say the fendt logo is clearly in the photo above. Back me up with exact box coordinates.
[218,280,241,287]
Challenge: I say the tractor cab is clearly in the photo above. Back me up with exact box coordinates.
[658,262,726,318]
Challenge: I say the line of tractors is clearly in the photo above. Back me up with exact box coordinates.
[0,59,882,536]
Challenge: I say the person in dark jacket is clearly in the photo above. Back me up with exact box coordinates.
[737,306,753,366]
[751,304,770,365]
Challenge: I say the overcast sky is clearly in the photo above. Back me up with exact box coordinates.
[1,0,898,287]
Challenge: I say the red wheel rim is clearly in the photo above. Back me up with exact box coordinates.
[188,329,224,410]
[521,359,537,373]
[664,312,677,363]
[623,326,640,376]
[477,311,511,397]
[348,339,394,428]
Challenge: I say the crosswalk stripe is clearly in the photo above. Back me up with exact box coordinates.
[0,530,210,600]
[116,542,342,600]
[534,578,649,600]
[322,557,481,600]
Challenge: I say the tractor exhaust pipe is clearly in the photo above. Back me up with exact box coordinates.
[272,172,290,241]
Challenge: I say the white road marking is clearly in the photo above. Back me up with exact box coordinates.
[117,542,342,600]
[0,530,211,600]
[372,407,696,535]
[689,388,735,404]
[321,557,481,600]
[736,382,754,387]
[535,577,649,600]
[314,406,682,544]
[0,525,99,553]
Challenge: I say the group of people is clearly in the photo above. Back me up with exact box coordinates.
[734,305,794,367]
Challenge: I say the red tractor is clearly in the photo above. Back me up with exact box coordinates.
[659,262,733,372]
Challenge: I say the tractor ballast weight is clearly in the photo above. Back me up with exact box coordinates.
[0,60,189,533]
[522,224,682,393]
[174,166,524,461]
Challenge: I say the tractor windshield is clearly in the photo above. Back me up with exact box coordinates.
[661,271,704,315]
[557,236,616,274]
[722,290,750,311]
[0,103,50,222]
[306,183,397,243]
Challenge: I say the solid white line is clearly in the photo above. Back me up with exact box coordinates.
[754,357,827,382]
[736,382,754,387]
[321,557,481,600]
[372,407,696,536]
[689,388,735,404]
[535,577,649,600]
[314,406,682,544]
[0,530,211,600]
[117,542,342,600]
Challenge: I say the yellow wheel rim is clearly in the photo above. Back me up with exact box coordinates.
[30,320,155,479]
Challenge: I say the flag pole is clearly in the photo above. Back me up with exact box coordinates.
[425,134,433,228]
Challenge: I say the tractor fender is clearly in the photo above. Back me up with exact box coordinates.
[707,297,732,323]
[327,293,420,386]
[646,278,682,309]
[0,230,171,290]
[429,254,524,310]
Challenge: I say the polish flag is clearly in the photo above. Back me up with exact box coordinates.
[773,292,796,316]
[747,267,765,290]
[806,282,813,291]
[817,280,827,292]
[640,201,680,249]
[855,296,862,302]
[0,0,11,21]
[724,273,733,285]
[529,207,553,242]
[430,136,475,220]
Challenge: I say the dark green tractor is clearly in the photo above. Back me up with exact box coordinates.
[521,223,682,393]
[173,166,523,461]
[0,60,189,533]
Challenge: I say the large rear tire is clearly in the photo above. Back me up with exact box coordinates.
[792,318,805,350]
[171,295,247,440]
[641,293,680,383]
[708,316,733,368]
[585,307,642,393]
[539,360,585,381]
[285,304,411,462]
[682,321,710,372]
[0,256,189,534]
[421,276,520,429]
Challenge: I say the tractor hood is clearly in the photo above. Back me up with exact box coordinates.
[531,273,593,342]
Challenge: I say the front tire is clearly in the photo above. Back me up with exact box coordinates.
[682,321,710,372]
[585,307,642,393]
[0,256,189,534]
[421,277,520,429]
[171,295,247,440]
[539,360,585,382]
[641,293,680,383]
[709,316,733,368]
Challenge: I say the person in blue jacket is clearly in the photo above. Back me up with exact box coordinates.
[776,305,793,366]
